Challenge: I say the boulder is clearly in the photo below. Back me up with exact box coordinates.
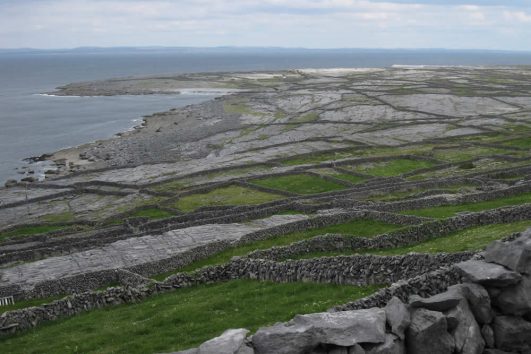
[455,260,522,287]
[327,346,348,354]
[198,328,252,354]
[406,308,455,354]
[495,274,531,316]
[449,283,492,324]
[252,321,315,354]
[384,297,410,340]
[364,333,405,354]
[492,315,531,352]
[445,298,485,354]
[484,229,531,274]
[174,349,199,354]
[252,308,386,354]
[348,344,366,354]
[481,324,495,348]
[292,308,386,346]
[4,179,17,188]
[483,350,518,354]
[409,289,462,312]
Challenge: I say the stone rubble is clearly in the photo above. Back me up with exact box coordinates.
[175,228,531,354]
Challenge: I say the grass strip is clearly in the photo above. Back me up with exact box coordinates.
[0,280,382,354]
[252,174,346,195]
[152,219,402,280]
[400,192,531,218]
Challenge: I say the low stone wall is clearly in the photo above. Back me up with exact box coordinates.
[247,204,531,261]
[175,228,531,354]
[0,252,472,336]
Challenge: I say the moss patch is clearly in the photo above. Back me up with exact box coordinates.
[348,158,435,177]
[252,174,345,195]
[400,192,531,218]
[130,208,174,219]
[174,186,283,212]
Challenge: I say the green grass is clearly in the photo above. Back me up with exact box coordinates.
[130,208,173,219]
[349,158,435,177]
[291,112,319,124]
[367,221,531,255]
[330,173,367,184]
[152,219,402,280]
[288,220,531,259]
[0,280,382,354]
[0,295,65,314]
[400,192,531,218]
[151,180,186,193]
[432,146,523,163]
[0,225,68,242]
[39,212,75,223]
[501,137,531,149]
[174,185,283,212]
[252,174,346,195]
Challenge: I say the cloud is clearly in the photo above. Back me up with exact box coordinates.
[0,0,530,50]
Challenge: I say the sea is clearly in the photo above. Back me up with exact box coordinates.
[1,47,531,183]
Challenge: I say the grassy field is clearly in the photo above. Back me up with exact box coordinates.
[129,208,174,219]
[501,136,531,149]
[0,280,382,354]
[348,158,435,177]
[174,185,283,212]
[251,174,346,194]
[152,219,402,280]
[0,224,69,242]
[287,220,531,260]
[400,192,531,218]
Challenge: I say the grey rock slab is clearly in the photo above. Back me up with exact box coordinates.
[198,328,251,354]
[409,289,463,312]
[484,229,531,274]
[449,283,493,325]
[252,321,316,354]
[292,308,386,346]
[482,324,495,348]
[384,296,410,340]
[406,308,455,354]
[0,214,308,290]
[364,333,405,354]
[495,274,531,316]
[492,315,531,352]
[348,344,366,354]
[455,260,522,287]
[445,298,485,354]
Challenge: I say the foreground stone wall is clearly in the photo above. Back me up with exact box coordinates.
[177,228,531,354]
[0,252,472,336]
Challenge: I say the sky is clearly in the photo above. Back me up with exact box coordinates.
[1,0,531,50]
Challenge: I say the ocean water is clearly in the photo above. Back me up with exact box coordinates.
[1,48,531,183]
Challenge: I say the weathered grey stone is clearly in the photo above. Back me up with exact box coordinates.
[174,349,199,354]
[455,260,522,287]
[484,230,531,274]
[198,328,251,354]
[495,274,531,316]
[384,296,410,340]
[292,308,386,346]
[252,322,315,354]
[409,289,462,312]
[406,308,455,354]
[328,347,349,354]
[445,298,485,354]
[449,283,492,324]
[364,334,405,354]
[483,350,517,354]
[482,324,495,348]
[493,315,531,352]
[348,344,366,354]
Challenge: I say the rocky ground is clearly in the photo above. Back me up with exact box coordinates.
[0,66,530,352]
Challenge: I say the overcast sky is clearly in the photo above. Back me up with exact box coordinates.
[1,0,531,50]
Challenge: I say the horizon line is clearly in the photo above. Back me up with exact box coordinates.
[1,46,531,54]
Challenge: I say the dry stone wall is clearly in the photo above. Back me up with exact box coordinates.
[176,228,531,354]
